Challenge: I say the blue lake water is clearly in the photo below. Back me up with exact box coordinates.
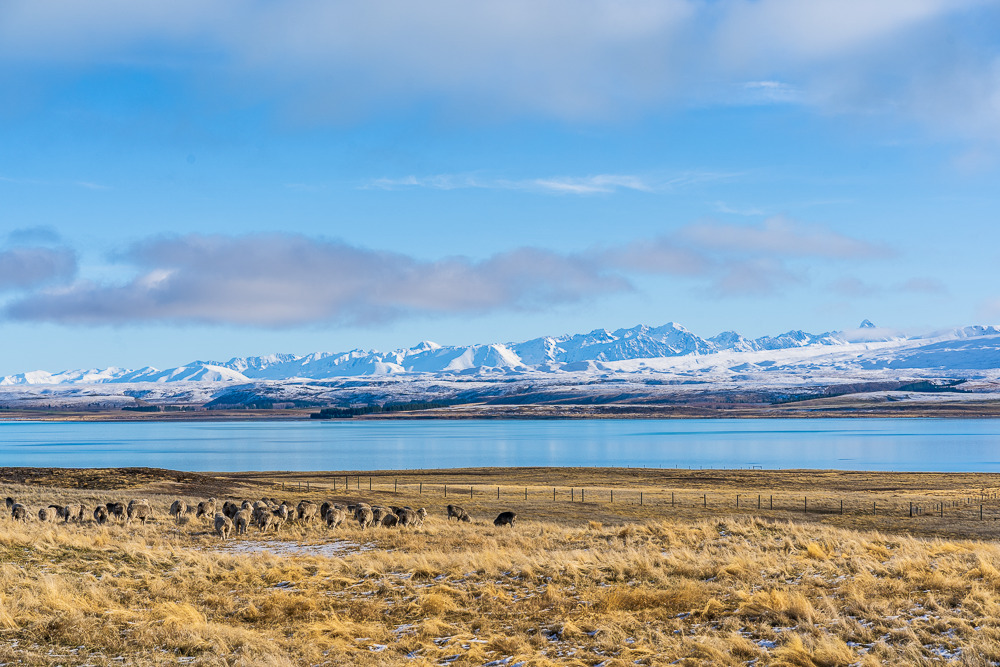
[1,418,1000,472]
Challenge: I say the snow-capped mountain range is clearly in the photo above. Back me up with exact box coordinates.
[4,321,1000,386]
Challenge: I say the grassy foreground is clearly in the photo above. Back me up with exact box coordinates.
[3,469,1000,665]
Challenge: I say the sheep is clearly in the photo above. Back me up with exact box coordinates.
[320,501,333,518]
[222,501,240,520]
[298,502,319,523]
[10,503,27,522]
[255,510,274,532]
[127,500,150,525]
[5,497,14,510]
[93,505,109,525]
[396,508,419,527]
[355,506,374,530]
[52,504,84,523]
[274,504,290,523]
[169,500,188,522]
[214,513,234,540]
[240,500,253,511]
[234,508,252,535]
[447,504,472,523]
[106,502,126,522]
[416,507,428,524]
[325,506,347,528]
[127,499,152,525]
[381,512,399,527]
[493,511,516,527]
[252,504,270,523]
[253,500,269,511]
[196,498,217,520]
[371,506,392,525]
[38,507,57,523]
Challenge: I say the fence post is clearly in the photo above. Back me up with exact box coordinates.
[445,484,448,497]
[394,478,397,493]
[981,504,984,521]
[909,502,913,518]
[369,477,372,491]
[640,491,643,505]
[525,487,527,501]
[737,494,739,508]
[804,496,807,513]
[770,495,773,510]
[840,499,843,515]
[671,491,674,507]
[497,486,500,500]
[553,487,556,502]
[873,501,876,516]
[470,486,473,499]
[572,488,574,502]
[703,494,706,508]
[582,489,585,503]
[610,490,613,503]
[758,494,761,510]
[419,482,422,494]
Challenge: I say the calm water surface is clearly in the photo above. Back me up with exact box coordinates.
[0,418,999,472]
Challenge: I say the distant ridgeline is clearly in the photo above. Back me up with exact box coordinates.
[310,401,451,419]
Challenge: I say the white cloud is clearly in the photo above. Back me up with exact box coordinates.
[2,219,892,326]
[0,0,995,138]
[0,246,77,290]
[5,234,627,327]
[680,216,892,259]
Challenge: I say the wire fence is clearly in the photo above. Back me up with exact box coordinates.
[273,476,1000,522]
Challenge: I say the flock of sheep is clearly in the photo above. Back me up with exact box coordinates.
[6,496,152,525]
[4,495,517,539]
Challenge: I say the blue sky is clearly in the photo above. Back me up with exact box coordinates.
[1,0,999,373]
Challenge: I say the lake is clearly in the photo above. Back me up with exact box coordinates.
[1,418,999,472]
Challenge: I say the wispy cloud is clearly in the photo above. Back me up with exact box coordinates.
[366,170,738,195]
[829,275,949,297]
[738,80,802,105]
[679,216,892,260]
[7,226,62,245]
[74,181,111,191]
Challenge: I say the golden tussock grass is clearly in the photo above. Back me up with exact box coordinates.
[0,470,999,664]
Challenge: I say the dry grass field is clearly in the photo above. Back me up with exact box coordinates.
[3,467,1000,665]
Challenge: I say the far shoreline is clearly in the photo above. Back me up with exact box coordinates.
[4,396,1000,422]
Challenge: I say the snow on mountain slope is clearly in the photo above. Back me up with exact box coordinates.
[4,322,1000,386]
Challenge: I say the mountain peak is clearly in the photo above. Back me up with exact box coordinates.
[859,319,876,329]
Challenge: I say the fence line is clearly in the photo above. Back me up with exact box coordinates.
[272,476,1000,522]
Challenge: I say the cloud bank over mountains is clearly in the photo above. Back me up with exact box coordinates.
[0,217,897,327]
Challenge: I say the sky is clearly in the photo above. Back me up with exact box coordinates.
[1,0,999,373]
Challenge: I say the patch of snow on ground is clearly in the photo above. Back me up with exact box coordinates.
[216,539,368,558]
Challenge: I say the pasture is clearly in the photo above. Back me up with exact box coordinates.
[1,467,999,665]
